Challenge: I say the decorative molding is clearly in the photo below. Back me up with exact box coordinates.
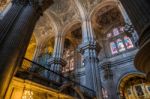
[48,57,67,67]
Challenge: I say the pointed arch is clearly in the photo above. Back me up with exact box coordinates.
[89,0,118,19]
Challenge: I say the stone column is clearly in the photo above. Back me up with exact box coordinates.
[0,0,53,98]
[119,0,150,80]
[0,2,23,44]
[48,35,66,81]
[101,62,117,99]
[79,19,103,99]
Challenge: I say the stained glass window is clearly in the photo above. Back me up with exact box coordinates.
[116,39,126,52]
[110,42,118,54]
[124,36,134,49]
[108,27,134,55]
[113,28,120,36]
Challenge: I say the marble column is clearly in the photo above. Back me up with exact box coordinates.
[119,0,150,80]
[79,19,103,99]
[48,35,66,82]
[0,0,53,98]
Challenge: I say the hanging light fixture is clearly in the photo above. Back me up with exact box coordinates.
[22,81,34,99]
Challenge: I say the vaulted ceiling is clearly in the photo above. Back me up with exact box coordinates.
[0,0,125,59]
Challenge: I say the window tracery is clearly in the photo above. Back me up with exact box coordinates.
[124,36,134,49]
[116,38,126,52]
[107,26,134,55]
[110,42,118,54]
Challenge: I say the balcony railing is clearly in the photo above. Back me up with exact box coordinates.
[16,57,96,98]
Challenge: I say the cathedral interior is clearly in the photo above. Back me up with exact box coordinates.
[0,0,150,99]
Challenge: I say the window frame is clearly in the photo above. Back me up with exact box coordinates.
[107,26,135,56]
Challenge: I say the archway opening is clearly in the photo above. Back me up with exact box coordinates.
[91,4,136,59]
[62,24,83,79]
[118,74,150,99]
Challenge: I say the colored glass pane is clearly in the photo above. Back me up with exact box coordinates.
[124,36,134,49]
[116,39,126,52]
[110,42,118,54]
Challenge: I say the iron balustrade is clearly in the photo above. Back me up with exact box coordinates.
[16,57,96,98]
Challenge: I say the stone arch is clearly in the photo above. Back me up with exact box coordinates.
[60,83,85,99]
[32,11,57,60]
[45,11,59,35]
[116,72,146,99]
[62,21,81,37]
[45,11,58,35]
[73,0,86,21]
[90,0,125,43]
[89,0,117,19]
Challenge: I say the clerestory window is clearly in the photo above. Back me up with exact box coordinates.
[107,26,134,55]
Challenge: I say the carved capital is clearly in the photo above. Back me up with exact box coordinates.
[78,41,101,54]
[124,23,134,34]
[48,57,67,67]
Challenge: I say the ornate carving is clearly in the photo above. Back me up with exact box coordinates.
[50,0,71,15]
[48,57,67,67]
[92,6,124,33]
[0,0,10,12]
[79,41,101,56]
[34,13,54,38]
[48,0,80,27]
